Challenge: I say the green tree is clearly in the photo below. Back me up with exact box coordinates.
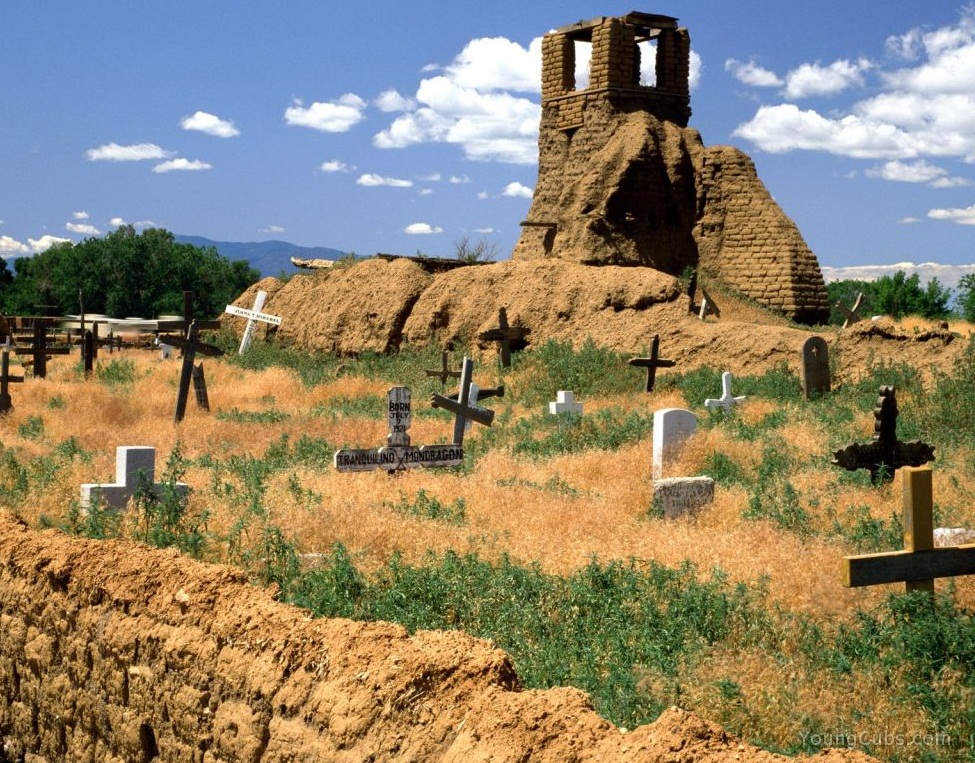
[956,274,975,323]
[872,271,951,320]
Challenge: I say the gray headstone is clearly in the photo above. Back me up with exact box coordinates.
[653,476,715,519]
[652,408,698,480]
[801,336,830,400]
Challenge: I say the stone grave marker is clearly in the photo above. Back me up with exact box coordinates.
[224,290,282,354]
[430,356,495,445]
[653,476,715,519]
[549,390,582,415]
[801,336,830,400]
[334,387,464,472]
[832,386,934,484]
[478,307,530,368]
[843,467,975,595]
[629,335,676,393]
[835,292,865,328]
[81,446,189,512]
[704,372,745,414]
[652,408,698,480]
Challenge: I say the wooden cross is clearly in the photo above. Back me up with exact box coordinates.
[333,387,464,473]
[80,446,189,512]
[843,467,975,594]
[224,290,282,354]
[836,292,865,328]
[0,340,23,414]
[478,307,530,368]
[155,291,221,337]
[424,351,462,388]
[430,356,495,445]
[832,386,934,484]
[14,323,71,378]
[628,334,676,392]
[166,321,224,423]
[704,371,746,414]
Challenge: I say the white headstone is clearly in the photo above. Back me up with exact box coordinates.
[652,408,698,480]
[549,390,583,415]
[704,371,746,414]
[80,446,189,512]
[653,476,715,519]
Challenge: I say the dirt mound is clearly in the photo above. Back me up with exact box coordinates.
[229,261,970,382]
[0,511,878,762]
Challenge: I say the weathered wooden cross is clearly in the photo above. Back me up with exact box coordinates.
[0,339,23,413]
[843,467,975,594]
[80,446,189,512]
[165,321,224,423]
[424,351,461,388]
[333,386,464,472]
[835,292,865,328]
[628,334,676,392]
[155,291,222,338]
[478,307,530,368]
[832,386,934,484]
[430,356,495,445]
[14,322,71,378]
[224,290,282,354]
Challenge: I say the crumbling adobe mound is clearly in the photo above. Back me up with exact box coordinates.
[0,512,879,762]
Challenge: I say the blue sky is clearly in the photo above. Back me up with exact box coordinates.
[4,2,975,285]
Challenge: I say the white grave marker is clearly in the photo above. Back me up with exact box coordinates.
[652,408,698,480]
[549,390,583,415]
[705,371,746,414]
[80,446,189,512]
[224,290,282,354]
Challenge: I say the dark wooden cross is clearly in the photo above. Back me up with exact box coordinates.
[192,363,210,411]
[14,322,71,378]
[166,321,224,423]
[430,356,495,445]
[628,334,676,392]
[82,328,97,377]
[478,307,530,368]
[832,386,934,484]
[0,340,24,414]
[333,387,464,473]
[836,292,865,328]
[155,291,221,338]
[843,467,975,595]
[424,351,462,388]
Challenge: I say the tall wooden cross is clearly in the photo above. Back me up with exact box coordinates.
[424,351,461,388]
[155,291,222,338]
[478,307,530,368]
[430,356,495,445]
[333,387,464,473]
[843,467,975,594]
[166,321,224,423]
[224,290,282,354]
[628,335,676,392]
[0,340,23,413]
[832,386,934,484]
[14,322,71,378]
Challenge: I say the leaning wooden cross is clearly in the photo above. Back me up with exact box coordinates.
[333,387,463,473]
[835,292,865,328]
[430,356,495,445]
[164,321,225,423]
[843,467,975,594]
[628,334,676,393]
[224,290,282,354]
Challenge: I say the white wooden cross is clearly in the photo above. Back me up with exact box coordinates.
[549,390,583,415]
[224,290,282,354]
[704,371,746,414]
[80,446,189,512]
[334,387,464,473]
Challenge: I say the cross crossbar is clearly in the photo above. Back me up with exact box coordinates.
[628,334,676,392]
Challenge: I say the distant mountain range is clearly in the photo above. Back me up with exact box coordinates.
[175,235,345,278]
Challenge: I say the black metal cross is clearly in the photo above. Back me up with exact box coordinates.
[478,307,530,368]
[832,386,935,484]
[628,334,676,392]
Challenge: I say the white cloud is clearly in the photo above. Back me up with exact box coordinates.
[417,173,441,182]
[404,222,443,234]
[180,110,240,138]
[725,59,783,88]
[261,225,286,234]
[929,204,975,225]
[899,216,922,224]
[375,89,416,112]
[356,173,413,188]
[72,211,89,220]
[449,175,471,184]
[86,143,171,162]
[320,160,351,173]
[502,181,533,198]
[443,36,542,93]
[822,261,975,291]
[284,94,366,132]
[782,58,872,99]
[109,216,127,227]
[418,188,434,196]
[477,191,490,200]
[152,158,212,173]
[109,217,156,229]
[66,222,101,235]
[28,235,71,253]
[474,227,496,234]
[0,235,29,255]
[866,159,947,183]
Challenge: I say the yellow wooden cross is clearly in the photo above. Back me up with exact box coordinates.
[843,467,975,594]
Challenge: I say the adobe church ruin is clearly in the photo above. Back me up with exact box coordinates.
[514,12,830,324]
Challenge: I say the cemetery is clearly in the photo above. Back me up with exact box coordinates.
[3,10,975,763]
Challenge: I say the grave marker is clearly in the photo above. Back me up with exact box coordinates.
[843,467,975,594]
[14,323,71,378]
[224,290,282,354]
[653,476,715,519]
[835,292,865,328]
[629,335,676,393]
[832,386,934,484]
[166,321,224,423]
[549,390,583,415]
[80,446,189,512]
[801,336,830,400]
[704,372,745,414]
[478,307,530,368]
[698,287,721,321]
[0,340,24,414]
[334,387,464,472]
[430,356,495,445]
[424,351,461,388]
[652,408,698,480]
